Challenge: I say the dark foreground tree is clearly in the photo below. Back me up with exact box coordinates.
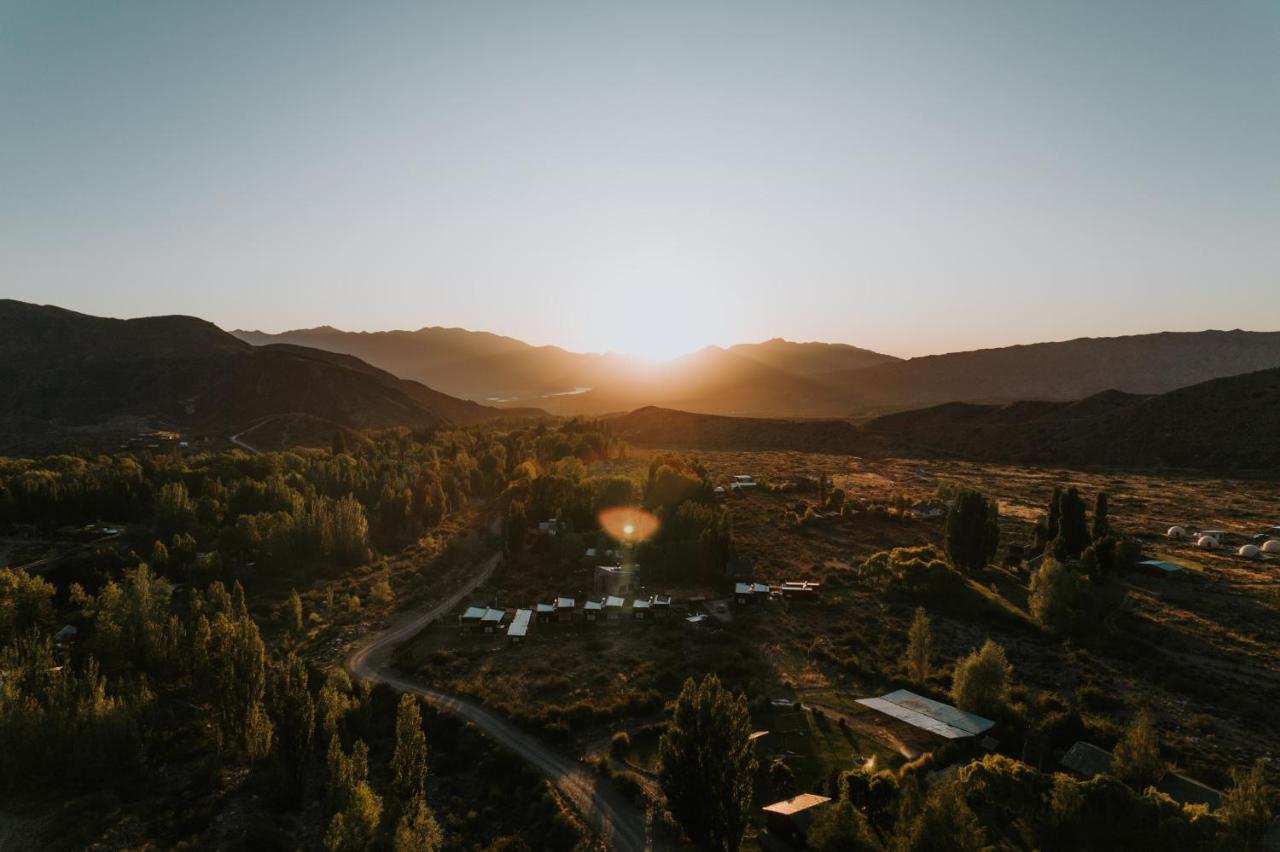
[658,674,757,852]
[944,489,1000,573]
[1050,487,1090,561]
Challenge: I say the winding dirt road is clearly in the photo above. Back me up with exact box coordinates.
[345,551,649,852]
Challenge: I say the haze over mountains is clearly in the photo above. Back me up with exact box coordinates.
[237,324,1280,419]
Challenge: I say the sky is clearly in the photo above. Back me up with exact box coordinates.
[1,1,1278,361]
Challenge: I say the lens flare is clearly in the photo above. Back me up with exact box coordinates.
[598,506,659,543]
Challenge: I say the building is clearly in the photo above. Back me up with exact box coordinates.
[480,607,508,633]
[460,605,489,631]
[856,689,994,740]
[652,594,672,618]
[780,580,821,600]
[729,474,757,491]
[761,794,832,848]
[734,581,770,606]
[1196,536,1218,550]
[1136,560,1186,579]
[1059,741,1222,810]
[604,595,626,621]
[1239,544,1262,558]
[534,602,556,623]
[631,598,652,620]
[1166,525,1187,540]
[583,599,604,622]
[595,564,639,596]
[1264,539,1280,555]
[556,596,576,623]
[506,609,532,643]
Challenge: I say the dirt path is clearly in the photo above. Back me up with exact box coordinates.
[345,549,650,852]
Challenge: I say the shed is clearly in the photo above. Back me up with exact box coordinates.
[780,580,821,600]
[460,605,488,631]
[480,608,507,633]
[583,599,604,622]
[652,594,672,617]
[534,602,556,622]
[762,794,831,847]
[507,609,533,643]
[631,598,652,620]
[1136,560,1186,579]
[604,595,626,620]
[1060,741,1114,779]
[856,689,994,740]
[556,596,576,623]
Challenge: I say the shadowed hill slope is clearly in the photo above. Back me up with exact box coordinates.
[0,301,523,453]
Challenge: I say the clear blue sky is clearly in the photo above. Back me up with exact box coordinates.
[2,1,1277,359]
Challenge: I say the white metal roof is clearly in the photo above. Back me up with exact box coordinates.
[653,594,672,605]
[480,607,506,623]
[535,602,556,613]
[632,598,651,609]
[557,596,575,608]
[735,582,753,594]
[856,689,994,739]
[507,609,532,637]
[583,599,603,611]
[462,606,488,620]
[605,595,625,608]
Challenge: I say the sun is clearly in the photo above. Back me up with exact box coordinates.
[590,270,735,361]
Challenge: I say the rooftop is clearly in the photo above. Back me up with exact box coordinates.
[762,793,831,817]
[507,609,532,637]
[856,689,994,739]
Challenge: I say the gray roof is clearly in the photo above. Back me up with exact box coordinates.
[480,607,506,624]
[507,609,532,637]
[632,598,651,609]
[653,594,672,606]
[856,689,994,739]
[583,599,603,611]
[535,602,556,613]
[557,596,575,608]
[604,595,625,608]
[1060,741,1114,778]
[461,606,488,620]
[1139,560,1186,575]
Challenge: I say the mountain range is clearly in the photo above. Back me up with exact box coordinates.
[612,365,1280,472]
[0,301,524,454]
[235,325,1280,418]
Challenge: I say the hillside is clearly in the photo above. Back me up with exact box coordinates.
[0,301,520,453]
[614,368,1280,472]
[866,367,1280,471]
[833,330,1280,415]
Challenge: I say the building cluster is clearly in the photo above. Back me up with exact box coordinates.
[459,593,677,643]
[1166,523,1280,558]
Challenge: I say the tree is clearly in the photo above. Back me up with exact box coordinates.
[370,571,393,608]
[1050,487,1090,561]
[1029,559,1092,633]
[325,738,383,851]
[1218,760,1275,847]
[1112,709,1164,789]
[943,489,999,574]
[658,674,757,852]
[287,588,304,637]
[392,796,444,852]
[805,801,879,851]
[904,607,933,684]
[1091,491,1111,542]
[0,567,56,643]
[906,780,988,851]
[391,694,428,808]
[951,640,1012,717]
[268,653,315,801]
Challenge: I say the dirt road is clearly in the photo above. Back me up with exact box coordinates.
[345,551,650,852]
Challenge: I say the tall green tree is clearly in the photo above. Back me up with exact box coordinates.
[1112,709,1163,789]
[904,607,933,684]
[268,653,315,801]
[658,674,757,852]
[1091,491,1111,542]
[943,489,1000,574]
[1051,487,1090,561]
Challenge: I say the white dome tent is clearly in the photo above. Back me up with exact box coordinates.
[1166,526,1186,540]
[1196,535,1218,550]
[1238,544,1261,559]
[1263,539,1280,555]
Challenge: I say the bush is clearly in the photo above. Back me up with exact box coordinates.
[610,730,631,758]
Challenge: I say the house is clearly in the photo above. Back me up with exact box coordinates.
[685,612,710,626]
[604,595,626,621]
[536,519,561,536]
[735,582,770,606]
[1136,560,1186,579]
[534,602,556,623]
[911,501,947,520]
[761,794,832,848]
[729,475,757,491]
[53,624,78,644]
[556,596,576,623]
[506,609,532,643]
[460,605,488,632]
[480,607,508,634]
[856,689,994,740]
[594,564,639,596]
[780,580,821,600]
[1060,741,1223,810]
[652,594,672,618]
[631,598,652,620]
[583,599,604,622]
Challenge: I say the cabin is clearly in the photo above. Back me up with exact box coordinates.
[460,605,488,632]
[729,474,757,491]
[652,594,672,618]
[780,580,821,600]
[734,581,770,606]
[631,597,652,620]
[480,607,508,634]
[556,596,576,624]
[761,794,832,848]
[534,602,556,623]
[583,599,604,622]
[1136,560,1186,579]
[506,609,532,644]
[604,595,626,621]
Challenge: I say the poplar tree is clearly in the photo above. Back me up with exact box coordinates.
[905,607,933,684]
